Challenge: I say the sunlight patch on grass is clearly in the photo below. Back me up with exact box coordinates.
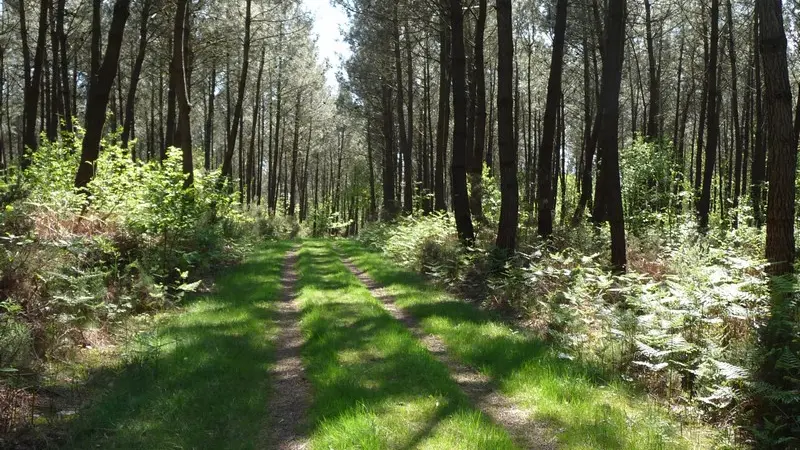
[296,240,516,450]
[59,242,293,449]
[337,240,716,450]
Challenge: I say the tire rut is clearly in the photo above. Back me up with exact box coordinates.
[340,256,558,450]
[263,248,310,450]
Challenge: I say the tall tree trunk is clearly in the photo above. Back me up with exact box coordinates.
[573,8,600,225]
[172,0,193,186]
[644,0,660,140]
[204,63,216,170]
[597,0,627,271]
[393,12,412,214]
[758,0,796,275]
[121,0,152,149]
[754,1,798,443]
[694,30,709,194]
[289,91,301,216]
[367,118,377,218]
[21,0,50,167]
[494,0,518,252]
[434,13,450,212]
[406,20,415,214]
[698,0,720,230]
[726,0,743,225]
[74,0,132,189]
[47,2,60,141]
[468,0,487,222]
[450,0,475,245]
[56,0,71,133]
[535,0,568,238]
[220,0,252,184]
[382,81,397,218]
[752,14,766,228]
[247,48,265,205]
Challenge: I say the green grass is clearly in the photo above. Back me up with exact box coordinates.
[296,240,518,449]
[59,241,293,449]
[336,239,716,450]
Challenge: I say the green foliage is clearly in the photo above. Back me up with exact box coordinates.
[359,212,465,280]
[752,275,800,448]
[360,214,768,444]
[0,132,256,376]
[620,137,675,231]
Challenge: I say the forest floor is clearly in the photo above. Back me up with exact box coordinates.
[42,239,717,449]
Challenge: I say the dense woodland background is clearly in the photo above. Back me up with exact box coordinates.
[0,0,799,447]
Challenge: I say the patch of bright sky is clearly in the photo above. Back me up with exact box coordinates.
[302,0,352,91]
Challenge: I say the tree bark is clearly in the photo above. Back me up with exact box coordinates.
[758,0,796,276]
[535,0,568,238]
[597,0,627,271]
[74,0,132,189]
[21,0,50,166]
[697,0,720,230]
[450,0,475,245]
[468,0,487,222]
[121,0,152,150]
[289,91,301,216]
[644,0,660,140]
[220,0,252,184]
[393,12,412,214]
[494,0,517,252]
[172,0,193,186]
[434,13,450,212]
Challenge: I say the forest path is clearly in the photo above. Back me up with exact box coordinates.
[334,240,714,450]
[58,243,294,449]
[56,240,709,450]
[262,247,310,449]
[339,256,556,449]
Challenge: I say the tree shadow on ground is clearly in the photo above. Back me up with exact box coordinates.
[295,241,515,449]
[38,242,294,450]
[335,241,692,449]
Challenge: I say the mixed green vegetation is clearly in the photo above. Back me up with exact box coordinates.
[338,239,721,448]
[58,242,291,449]
[1,0,799,447]
[296,241,516,449]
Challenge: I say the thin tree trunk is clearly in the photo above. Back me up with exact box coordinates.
[21,0,50,166]
[468,0,487,222]
[172,0,193,186]
[697,0,720,230]
[536,0,568,238]
[121,0,152,149]
[289,90,301,216]
[220,0,252,184]
[495,0,518,252]
[204,63,216,170]
[74,0,132,189]
[644,0,660,140]
[450,0,475,245]
[434,13,450,212]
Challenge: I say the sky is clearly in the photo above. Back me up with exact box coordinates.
[302,0,352,90]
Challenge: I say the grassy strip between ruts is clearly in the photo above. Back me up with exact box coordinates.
[55,241,294,449]
[336,239,722,450]
[295,240,518,449]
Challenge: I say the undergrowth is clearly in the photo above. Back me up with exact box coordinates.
[0,130,294,440]
[357,212,779,447]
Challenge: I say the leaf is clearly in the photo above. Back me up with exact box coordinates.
[177,280,202,292]
[633,361,669,371]
[711,359,749,381]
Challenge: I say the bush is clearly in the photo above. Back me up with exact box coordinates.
[0,131,256,376]
[361,214,771,436]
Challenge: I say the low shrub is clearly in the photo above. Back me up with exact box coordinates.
[0,131,260,397]
[358,213,771,440]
